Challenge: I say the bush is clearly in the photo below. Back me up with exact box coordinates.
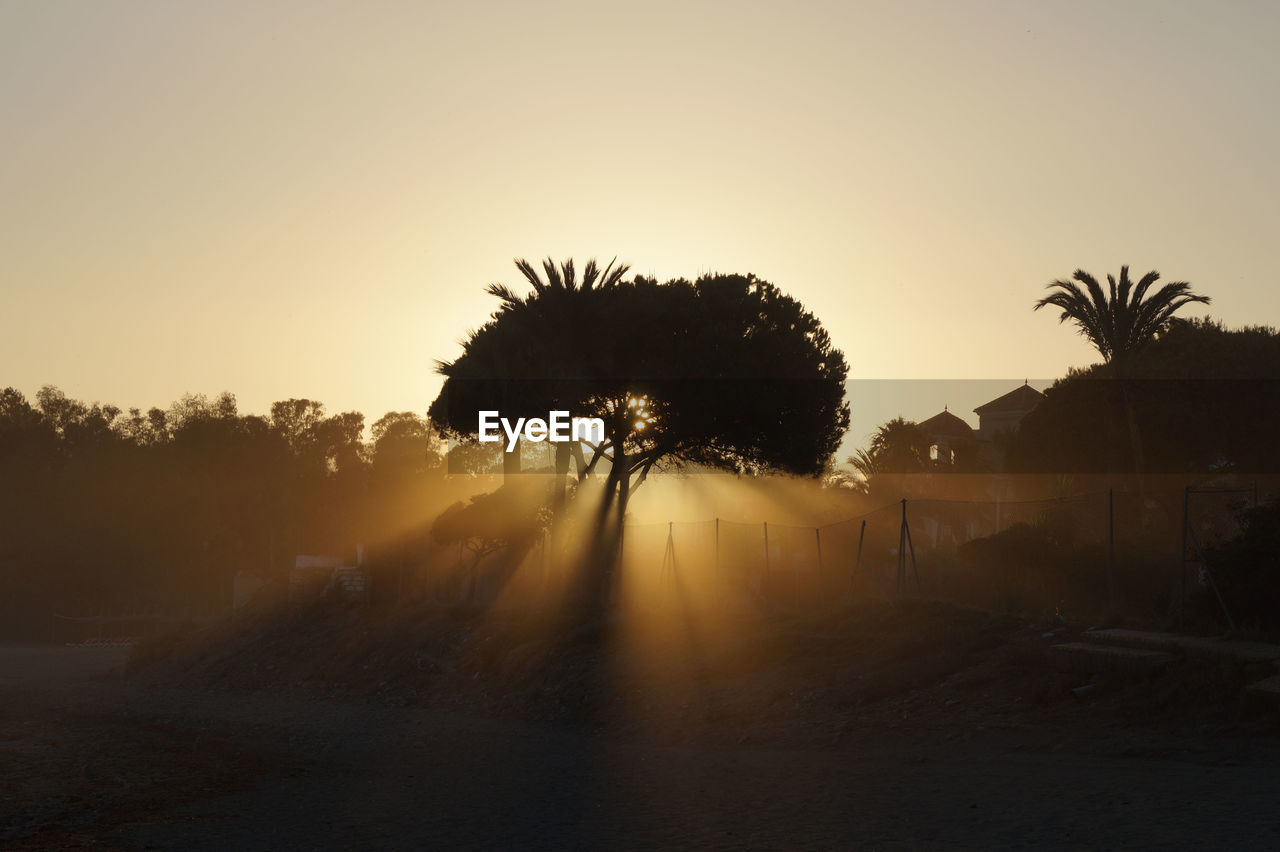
[1203,500,1280,636]
[926,521,1167,621]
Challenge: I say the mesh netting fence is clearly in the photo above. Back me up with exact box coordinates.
[400,479,1275,628]
[614,481,1277,624]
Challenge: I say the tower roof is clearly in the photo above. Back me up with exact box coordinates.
[973,382,1044,416]
[919,408,975,438]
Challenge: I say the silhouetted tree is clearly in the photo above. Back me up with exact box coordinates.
[370,411,437,473]
[1033,266,1210,366]
[847,417,932,497]
[862,418,932,473]
[435,256,631,486]
[1034,266,1210,486]
[431,271,850,601]
[0,386,465,638]
[1006,318,1280,475]
[500,257,630,491]
[430,478,549,603]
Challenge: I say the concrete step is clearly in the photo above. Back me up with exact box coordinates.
[1082,629,1280,667]
[1049,642,1178,676]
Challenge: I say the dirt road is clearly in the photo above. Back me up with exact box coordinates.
[4,643,1280,849]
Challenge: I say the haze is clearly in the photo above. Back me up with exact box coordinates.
[3,0,1275,426]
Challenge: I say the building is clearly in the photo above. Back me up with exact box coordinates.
[972,381,1045,442]
[289,547,370,602]
[918,381,1044,472]
[917,407,974,466]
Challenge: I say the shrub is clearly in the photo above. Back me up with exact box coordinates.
[1203,500,1280,635]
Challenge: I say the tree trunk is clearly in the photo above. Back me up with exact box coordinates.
[552,442,571,514]
[548,442,572,568]
[1114,365,1149,515]
[614,451,630,585]
[571,442,589,481]
[502,435,520,481]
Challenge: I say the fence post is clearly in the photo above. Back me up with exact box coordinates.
[661,521,677,590]
[903,502,920,594]
[901,493,911,593]
[1180,484,1190,624]
[1107,487,1115,616]
[815,527,823,577]
[853,519,866,597]
[763,522,771,585]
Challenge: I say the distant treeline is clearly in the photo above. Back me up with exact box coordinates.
[0,387,471,638]
[3,319,1277,638]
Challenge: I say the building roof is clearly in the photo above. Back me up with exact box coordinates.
[919,408,975,438]
[973,382,1044,416]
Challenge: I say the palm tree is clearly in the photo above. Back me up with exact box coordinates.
[445,257,631,477]
[485,256,630,314]
[472,257,633,534]
[1033,266,1210,366]
[846,417,932,495]
[1034,266,1209,491]
[866,417,932,472]
[847,448,879,485]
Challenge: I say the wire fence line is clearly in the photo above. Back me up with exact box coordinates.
[261,479,1274,629]
[612,483,1275,625]
[37,482,1272,642]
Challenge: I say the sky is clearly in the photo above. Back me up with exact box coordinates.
[3,0,1277,453]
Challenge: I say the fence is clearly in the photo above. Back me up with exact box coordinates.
[610,481,1276,627]
[387,477,1275,631]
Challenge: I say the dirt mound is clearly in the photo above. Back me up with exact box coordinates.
[130,594,1277,745]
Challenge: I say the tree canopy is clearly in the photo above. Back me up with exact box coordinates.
[0,386,459,639]
[1033,266,1210,366]
[430,267,851,521]
[1005,318,1280,474]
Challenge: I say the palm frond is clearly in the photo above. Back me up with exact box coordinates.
[1035,266,1209,364]
[1036,277,1110,359]
[484,282,524,309]
[847,449,879,479]
[514,258,545,293]
[1112,266,1133,324]
[541,257,563,290]
[1129,270,1162,308]
[601,256,631,288]
[1075,269,1114,358]
[581,258,600,291]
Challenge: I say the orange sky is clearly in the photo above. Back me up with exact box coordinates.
[3,1,1275,449]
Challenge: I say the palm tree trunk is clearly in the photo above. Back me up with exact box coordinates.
[1123,389,1149,519]
[1116,370,1149,514]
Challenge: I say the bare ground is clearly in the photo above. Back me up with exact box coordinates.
[4,599,1280,850]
